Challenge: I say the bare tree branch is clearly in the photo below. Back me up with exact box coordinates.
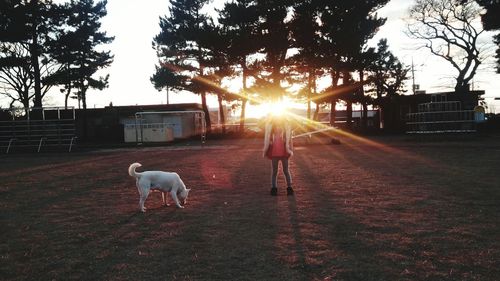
[406,0,487,92]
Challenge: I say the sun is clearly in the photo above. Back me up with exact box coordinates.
[247,98,293,119]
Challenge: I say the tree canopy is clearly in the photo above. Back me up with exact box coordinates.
[152,0,400,130]
[0,0,113,112]
[407,0,486,92]
[473,0,500,72]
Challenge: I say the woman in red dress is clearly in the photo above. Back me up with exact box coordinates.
[263,116,294,196]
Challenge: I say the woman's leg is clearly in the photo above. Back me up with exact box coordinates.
[281,157,292,187]
[271,158,279,189]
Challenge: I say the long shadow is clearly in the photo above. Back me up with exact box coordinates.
[75,148,283,280]
[161,149,286,280]
[1,150,198,280]
[334,142,500,278]
[285,152,400,280]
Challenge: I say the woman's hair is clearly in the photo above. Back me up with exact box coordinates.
[270,116,287,127]
[269,116,288,136]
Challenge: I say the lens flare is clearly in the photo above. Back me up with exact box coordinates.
[256,98,293,118]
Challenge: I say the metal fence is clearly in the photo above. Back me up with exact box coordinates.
[406,101,477,133]
[0,107,77,153]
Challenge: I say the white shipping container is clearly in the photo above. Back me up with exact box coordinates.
[124,124,174,143]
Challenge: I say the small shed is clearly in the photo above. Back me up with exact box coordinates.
[132,110,205,142]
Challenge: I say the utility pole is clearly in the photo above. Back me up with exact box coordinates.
[412,58,416,95]
[411,57,425,95]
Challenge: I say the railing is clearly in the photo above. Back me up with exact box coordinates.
[406,110,476,133]
[0,119,77,153]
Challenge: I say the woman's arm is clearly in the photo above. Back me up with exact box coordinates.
[285,124,293,156]
[263,123,272,157]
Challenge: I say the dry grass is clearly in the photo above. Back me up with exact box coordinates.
[0,135,499,280]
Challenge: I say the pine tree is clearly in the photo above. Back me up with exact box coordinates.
[253,0,293,102]
[318,0,389,129]
[153,0,213,131]
[59,0,113,111]
[289,0,323,120]
[0,0,61,110]
[367,39,409,101]
[218,0,260,132]
[150,62,184,105]
[474,0,500,72]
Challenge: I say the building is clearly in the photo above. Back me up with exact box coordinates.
[381,90,484,132]
[76,103,205,143]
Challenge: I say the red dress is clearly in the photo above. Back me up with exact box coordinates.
[269,128,288,158]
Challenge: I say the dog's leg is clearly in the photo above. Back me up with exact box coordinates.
[139,187,150,213]
[170,191,184,208]
[162,192,170,206]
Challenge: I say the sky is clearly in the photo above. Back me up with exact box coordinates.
[1,0,499,114]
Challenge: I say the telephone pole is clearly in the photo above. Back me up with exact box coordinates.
[412,58,416,95]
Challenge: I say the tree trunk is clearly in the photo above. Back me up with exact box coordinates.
[329,71,340,126]
[239,63,248,133]
[362,101,368,130]
[330,99,337,126]
[23,99,30,118]
[81,87,87,110]
[81,81,88,141]
[217,94,225,134]
[313,102,320,121]
[359,70,367,129]
[307,68,312,119]
[343,71,353,130]
[30,0,42,108]
[346,100,353,130]
[64,83,72,110]
[201,92,211,133]
[239,99,247,133]
[455,82,470,94]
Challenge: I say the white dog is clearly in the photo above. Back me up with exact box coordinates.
[128,162,190,212]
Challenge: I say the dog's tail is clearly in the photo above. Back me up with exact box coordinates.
[128,162,142,178]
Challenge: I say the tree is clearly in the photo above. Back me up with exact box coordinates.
[253,0,293,102]
[150,61,184,105]
[153,0,214,131]
[407,0,485,93]
[473,0,500,72]
[197,21,235,134]
[318,0,389,129]
[218,0,260,132]
[46,0,113,111]
[367,39,409,101]
[289,0,323,120]
[0,0,61,110]
[0,43,34,111]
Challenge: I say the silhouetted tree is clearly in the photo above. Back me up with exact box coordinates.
[153,0,213,131]
[319,0,389,129]
[407,0,485,93]
[289,0,323,120]
[0,0,61,109]
[367,39,409,100]
[150,61,184,105]
[472,0,500,72]
[252,0,293,102]
[0,44,34,112]
[218,0,260,132]
[51,0,113,111]
[198,21,234,134]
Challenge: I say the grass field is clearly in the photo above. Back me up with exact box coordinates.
[1,135,499,280]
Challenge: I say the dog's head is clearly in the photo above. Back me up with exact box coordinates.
[180,188,191,204]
